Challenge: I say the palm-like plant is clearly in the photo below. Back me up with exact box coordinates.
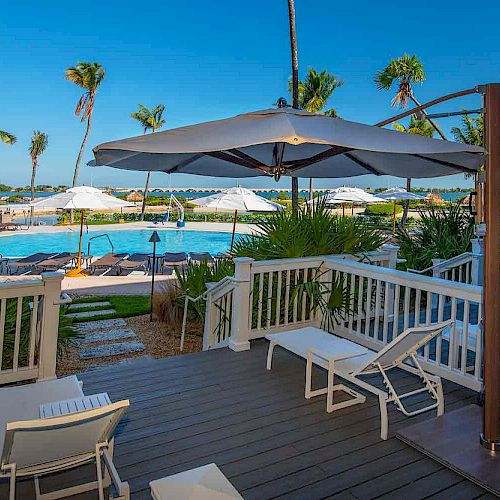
[28,131,48,221]
[451,114,483,146]
[297,67,344,116]
[131,104,166,220]
[0,131,17,145]
[65,62,105,187]
[393,116,434,137]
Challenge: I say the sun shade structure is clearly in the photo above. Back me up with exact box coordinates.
[92,107,484,180]
[190,187,283,249]
[377,187,425,232]
[31,186,132,276]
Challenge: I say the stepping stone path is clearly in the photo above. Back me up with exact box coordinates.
[70,301,145,361]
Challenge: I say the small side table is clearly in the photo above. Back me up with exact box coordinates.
[148,254,164,273]
[305,340,368,413]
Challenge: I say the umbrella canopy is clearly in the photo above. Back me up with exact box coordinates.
[190,187,284,212]
[376,187,425,201]
[92,107,484,180]
[31,186,132,210]
[313,187,385,204]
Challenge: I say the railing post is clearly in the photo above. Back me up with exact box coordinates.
[471,237,484,286]
[380,244,399,269]
[229,257,254,352]
[38,272,63,380]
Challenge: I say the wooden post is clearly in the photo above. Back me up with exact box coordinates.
[229,257,254,352]
[230,209,238,251]
[481,83,500,450]
[38,272,64,380]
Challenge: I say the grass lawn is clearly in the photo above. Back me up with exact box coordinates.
[68,295,150,322]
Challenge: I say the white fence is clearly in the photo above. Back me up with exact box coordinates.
[203,247,483,391]
[0,273,64,385]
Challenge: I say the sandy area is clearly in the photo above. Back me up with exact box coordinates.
[56,314,203,376]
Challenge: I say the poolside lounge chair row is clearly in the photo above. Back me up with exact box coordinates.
[5,252,92,275]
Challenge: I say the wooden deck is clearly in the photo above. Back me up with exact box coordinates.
[3,340,495,499]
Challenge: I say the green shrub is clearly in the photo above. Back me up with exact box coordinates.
[364,203,403,217]
[397,204,475,271]
[232,200,384,260]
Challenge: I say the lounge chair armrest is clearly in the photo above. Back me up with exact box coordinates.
[102,447,130,499]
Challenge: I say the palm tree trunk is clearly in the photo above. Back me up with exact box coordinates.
[401,177,411,227]
[30,159,37,224]
[288,0,300,211]
[140,171,152,221]
[70,110,93,222]
[409,95,447,140]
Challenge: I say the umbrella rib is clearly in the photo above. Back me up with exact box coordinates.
[205,150,270,174]
[344,152,383,176]
[285,145,353,171]
[169,153,205,173]
[411,154,478,174]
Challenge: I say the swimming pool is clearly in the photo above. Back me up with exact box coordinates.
[0,229,237,257]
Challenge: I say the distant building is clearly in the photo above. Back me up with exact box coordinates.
[126,190,144,202]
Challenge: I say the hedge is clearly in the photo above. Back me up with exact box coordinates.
[364,203,403,216]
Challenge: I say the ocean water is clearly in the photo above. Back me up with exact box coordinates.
[0,229,236,257]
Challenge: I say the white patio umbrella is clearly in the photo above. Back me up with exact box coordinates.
[31,186,132,276]
[376,187,424,232]
[190,187,283,249]
[309,187,384,215]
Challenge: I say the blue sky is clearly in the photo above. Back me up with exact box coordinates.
[1,0,498,190]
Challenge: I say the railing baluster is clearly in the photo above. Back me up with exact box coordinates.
[257,272,264,330]
[365,278,372,338]
[474,301,482,380]
[348,273,356,333]
[284,270,291,325]
[29,295,39,369]
[448,297,458,369]
[461,299,470,374]
[414,289,421,328]
[356,274,364,335]
[373,279,381,340]
[13,297,23,371]
[424,290,432,361]
[403,286,410,331]
[382,281,390,344]
[392,285,400,340]
[435,294,444,365]
[301,267,308,321]
[275,271,282,327]
[266,272,274,329]
[292,269,299,323]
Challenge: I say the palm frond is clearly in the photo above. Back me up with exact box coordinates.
[29,131,48,159]
[0,130,17,145]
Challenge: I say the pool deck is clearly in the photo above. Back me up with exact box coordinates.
[0,220,257,238]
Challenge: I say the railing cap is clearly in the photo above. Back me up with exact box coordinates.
[41,271,64,282]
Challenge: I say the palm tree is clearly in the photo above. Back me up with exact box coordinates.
[65,62,105,187]
[297,67,343,116]
[393,117,434,225]
[0,131,17,145]
[131,104,166,220]
[28,131,48,222]
[287,0,300,211]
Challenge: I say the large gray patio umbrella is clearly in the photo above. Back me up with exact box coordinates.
[91,107,484,180]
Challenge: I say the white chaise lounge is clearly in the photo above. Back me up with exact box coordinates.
[266,320,453,440]
[0,376,130,500]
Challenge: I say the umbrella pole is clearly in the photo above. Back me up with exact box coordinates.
[342,204,345,217]
[230,209,238,251]
[66,210,87,277]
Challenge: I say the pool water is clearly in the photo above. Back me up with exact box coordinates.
[0,229,237,257]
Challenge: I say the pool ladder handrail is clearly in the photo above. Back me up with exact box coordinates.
[87,233,115,256]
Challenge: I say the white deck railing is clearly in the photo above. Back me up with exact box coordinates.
[203,247,483,391]
[0,273,64,385]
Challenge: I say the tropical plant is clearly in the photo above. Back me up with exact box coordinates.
[295,67,344,116]
[175,259,235,319]
[365,203,403,216]
[65,62,105,187]
[397,203,475,271]
[28,131,49,221]
[451,114,483,146]
[232,200,384,260]
[131,104,166,220]
[0,131,17,145]
[393,116,435,137]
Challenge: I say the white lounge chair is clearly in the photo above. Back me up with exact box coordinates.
[266,320,453,440]
[0,376,130,500]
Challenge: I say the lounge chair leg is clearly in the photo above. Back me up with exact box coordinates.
[326,360,335,412]
[379,395,388,440]
[436,380,445,416]
[266,340,277,370]
[305,351,313,399]
[96,445,105,500]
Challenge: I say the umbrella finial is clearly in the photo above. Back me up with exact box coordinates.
[275,97,289,108]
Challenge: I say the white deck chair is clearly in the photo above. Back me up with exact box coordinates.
[319,320,452,440]
[1,400,130,500]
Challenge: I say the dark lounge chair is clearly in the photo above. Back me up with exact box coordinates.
[116,253,150,274]
[162,252,188,274]
[189,252,215,265]
[7,253,59,275]
[88,253,128,275]
[34,252,75,272]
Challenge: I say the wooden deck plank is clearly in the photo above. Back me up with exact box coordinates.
[0,340,486,499]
